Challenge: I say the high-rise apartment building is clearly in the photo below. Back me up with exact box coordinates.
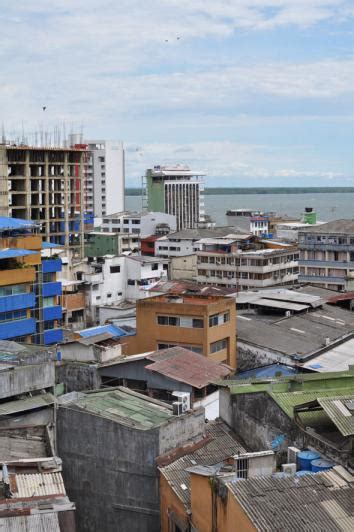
[0,144,85,256]
[298,219,354,291]
[85,140,125,219]
[146,165,205,230]
[0,217,63,345]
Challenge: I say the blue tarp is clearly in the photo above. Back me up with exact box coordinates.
[235,364,298,380]
[78,324,130,339]
[0,248,37,259]
[42,242,63,249]
[0,217,38,231]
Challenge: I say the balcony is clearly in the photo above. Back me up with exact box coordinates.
[42,258,62,273]
[61,292,85,311]
[0,267,36,287]
[299,260,354,269]
[300,243,354,252]
[298,275,346,284]
[43,305,63,321]
[42,281,62,297]
[43,328,63,345]
[0,292,35,313]
[0,318,36,340]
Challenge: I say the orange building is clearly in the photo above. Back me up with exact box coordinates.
[124,294,236,368]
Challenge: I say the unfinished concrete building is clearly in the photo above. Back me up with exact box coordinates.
[0,145,85,256]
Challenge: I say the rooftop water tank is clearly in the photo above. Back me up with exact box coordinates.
[311,459,334,472]
[303,207,317,225]
[297,450,320,471]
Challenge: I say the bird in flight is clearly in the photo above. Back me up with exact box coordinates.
[42,106,47,111]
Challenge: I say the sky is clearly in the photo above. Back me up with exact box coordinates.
[1,1,354,187]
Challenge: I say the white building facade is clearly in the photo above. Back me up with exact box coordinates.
[86,140,125,220]
[83,255,169,323]
[101,211,176,237]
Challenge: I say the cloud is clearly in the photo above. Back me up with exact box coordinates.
[124,140,347,186]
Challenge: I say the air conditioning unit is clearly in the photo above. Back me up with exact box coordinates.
[172,401,183,416]
[287,446,300,464]
[282,463,297,475]
[172,391,191,413]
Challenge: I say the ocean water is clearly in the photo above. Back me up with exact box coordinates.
[126,192,354,226]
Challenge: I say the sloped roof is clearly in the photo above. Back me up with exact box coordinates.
[0,248,37,259]
[299,219,354,234]
[145,347,231,389]
[159,421,245,509]
[227,473,354,532]
[317,396,354,437]
[61,387,173,430]
[0,217,38,231]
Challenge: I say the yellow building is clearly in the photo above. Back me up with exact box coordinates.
[125,294,236,368]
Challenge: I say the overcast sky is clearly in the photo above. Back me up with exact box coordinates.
[1,1,354,186]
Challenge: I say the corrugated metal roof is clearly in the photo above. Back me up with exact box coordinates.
[0,513,61,532]
[226,472,354,532]
[62,387,172,430]
[145,347,231,389]
[303,338,354,372]
[251,297,309,311]
[14,472,66,498]
[159,421,245,509]
[317,395,354,436]
[0,217,38,231]
[0,248,37,259]
[78,324,129,338]
[0,394,55,416]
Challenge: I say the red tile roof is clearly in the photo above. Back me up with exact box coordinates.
[145,347,232,389]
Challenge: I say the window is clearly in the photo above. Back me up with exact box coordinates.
[43,297,55,307]
[158,342,202,354]
[127,279,135,285]
[117,291,122,296]
[92,284,99,291]
[43,273,55,282]
[98,156,105,163]
[44,320,55,330]
[132,219,140,224]
[107,293,112,298]
[157,315,180,326]
[0,284,27,296]
[209,314,219,327]
[151,264,158,270]
[210,338,228,353]
[0,309,27,322]
[192,318,204,328]
[95,296,101,301]
[123,219,129,224]
[110,265,121,273]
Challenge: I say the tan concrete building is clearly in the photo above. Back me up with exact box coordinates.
[125,294,236,368]
[0,144,85,256]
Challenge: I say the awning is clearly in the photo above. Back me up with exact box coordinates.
[0,248,37,259]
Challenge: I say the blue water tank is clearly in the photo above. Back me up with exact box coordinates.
[297,450,321,471]
[311,459,334,472]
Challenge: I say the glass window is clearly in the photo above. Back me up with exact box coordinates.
[110,265,121,273]
[192,318,203,328]
[43,297,55,307]
[127,279,135,285]
[209,314,219,327]
[210,338,228,353]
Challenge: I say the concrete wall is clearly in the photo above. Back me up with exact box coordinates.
[219,388,300,451]
[59,341,122,364]
[170,255,197,280]
[159,409,205,455]
[0,362,54,399]
[237,341,294,372]
[56,362,101,393]
[57,405,205,532]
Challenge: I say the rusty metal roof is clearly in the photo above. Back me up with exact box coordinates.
[145,347,231,389]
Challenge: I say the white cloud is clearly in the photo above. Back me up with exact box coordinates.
[124,140,346,185]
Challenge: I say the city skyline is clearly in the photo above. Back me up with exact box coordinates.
[1,1,354,186]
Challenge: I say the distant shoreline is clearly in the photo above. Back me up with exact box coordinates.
[126,187,354,196]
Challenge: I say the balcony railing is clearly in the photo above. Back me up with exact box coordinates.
[298,275,346,284]
[299,260,354,269]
